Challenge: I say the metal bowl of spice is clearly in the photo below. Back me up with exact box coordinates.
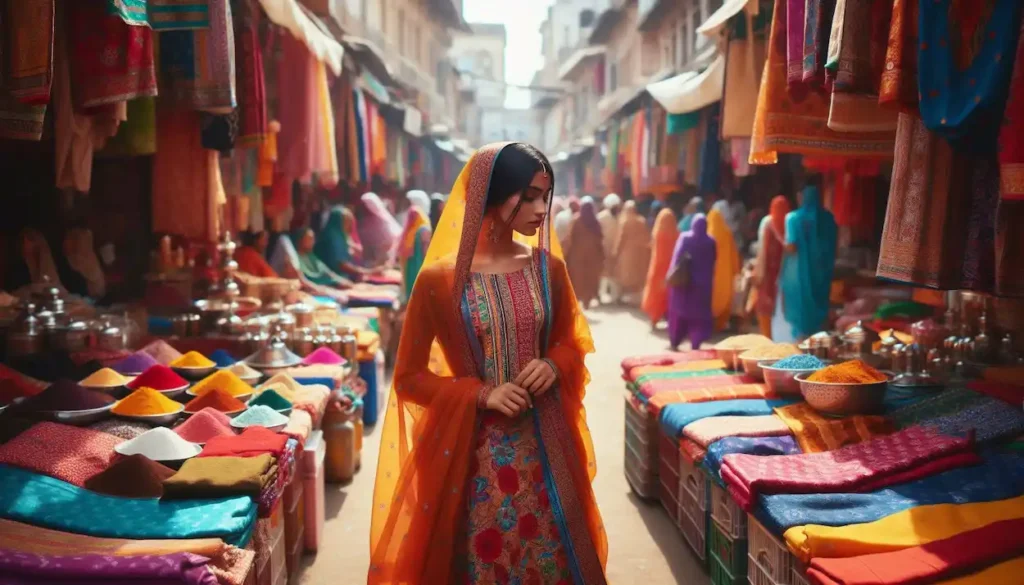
[714,334,773,371]
[738,344,801,381]
[760,354,826,396]
[795,359,889,416]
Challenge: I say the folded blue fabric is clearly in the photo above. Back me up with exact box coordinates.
[755,451,1024,535]
[660,398,798,437]
[0,464,257,546]
[701,435,802,486]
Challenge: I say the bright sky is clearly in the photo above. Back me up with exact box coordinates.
[462,0,555,109]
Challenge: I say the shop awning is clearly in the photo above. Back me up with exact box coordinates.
[258,0,344,75]
[645,53,724,114]
[697,0,760,38]
[344,36,399,88]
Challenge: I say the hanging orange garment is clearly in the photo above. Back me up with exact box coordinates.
[749,0,895,165]
[368,143,607,585]
[641,207,679,324]
[151,107,221,242]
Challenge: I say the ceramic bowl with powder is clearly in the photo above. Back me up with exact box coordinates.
[183,387,248,416]
[114,426,201,463]
[126,365,189,397]
[714,334,775,371]
[112,387,185,426]
[111,352,159,376]
[225,362,262,385]
[79,368,130,391]
[169,352,217,381]
[230,404,289,432]
[10,379,115,425]
[186,370,254,401]
[173,407,236,444]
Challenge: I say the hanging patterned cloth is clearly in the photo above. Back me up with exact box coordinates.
[234,0,266,147]
[827,0,899,133]
[68,1,157,109]
[148,0,209,30]
[5,0,54,105]
[159,0,236,114]
[999,17,1024,200]
[878,0,920,111]
[802,0,836,85]
[917,0,1023,152]
[108,0,148,26]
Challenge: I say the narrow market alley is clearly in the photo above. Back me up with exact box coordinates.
[298,305,706,585]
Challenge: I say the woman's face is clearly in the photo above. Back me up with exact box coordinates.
[298,230,316,253]
[495,171,551,237]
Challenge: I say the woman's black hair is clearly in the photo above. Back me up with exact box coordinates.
[486,143,555,209]
[238,231,261,247]
[665,190,687,218]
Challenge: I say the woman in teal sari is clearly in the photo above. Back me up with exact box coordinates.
[315,206,376,281]
[778,185,838,339]
[293,228,354,288]
[396,191,432,301]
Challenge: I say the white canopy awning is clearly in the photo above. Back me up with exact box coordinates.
[258,0,344,75]
[646,53,725,114]
[697,0,760,38]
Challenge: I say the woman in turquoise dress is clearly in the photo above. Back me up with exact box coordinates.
[396,191,433,301]
[291,228,354,288]
[369,143,608,585]
[778,185,838,339]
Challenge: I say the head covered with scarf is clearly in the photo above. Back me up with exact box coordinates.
[779,185,837,337]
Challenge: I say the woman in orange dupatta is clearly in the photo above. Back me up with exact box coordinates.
[369,143,608,585]
[235,231,278,278]
[641,192,685,330]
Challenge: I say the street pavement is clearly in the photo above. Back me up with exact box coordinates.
[298,304,708,585]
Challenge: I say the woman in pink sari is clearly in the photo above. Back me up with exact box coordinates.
[357,192,402,267]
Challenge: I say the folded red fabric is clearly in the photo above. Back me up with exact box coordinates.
[807,518,1024,585]
[198,426,288,458]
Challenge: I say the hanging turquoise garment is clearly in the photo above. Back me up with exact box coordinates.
[918,0,1023,152]
[0,465,256,545]
[667,112,700,134]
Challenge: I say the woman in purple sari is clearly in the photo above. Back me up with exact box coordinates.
[667,214,717,351]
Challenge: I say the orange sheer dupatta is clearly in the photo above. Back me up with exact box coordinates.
[369,143,607,584]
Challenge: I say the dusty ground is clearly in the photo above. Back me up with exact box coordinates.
[297,304,708,584]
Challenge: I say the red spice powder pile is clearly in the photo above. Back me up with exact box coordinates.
[127,365,188,391]
[184,387,247,413]
[174,408,236,443]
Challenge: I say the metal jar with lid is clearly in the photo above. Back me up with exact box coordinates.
[288,302,314,329]
[838,321,880,361]
[95,320,126,351]
[51,319,91,352]
[293,327,316,357]
[6,302,45,357]
[337,326,358,364]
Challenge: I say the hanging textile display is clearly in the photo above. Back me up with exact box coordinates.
[6,0,54,105]
[148,0,210,30]
[878,0,918,111]
[802,0,837,85]
[699,104,722,196]
[786,0,805,88]
[312,59,338,188]
[159,0,237,114]
[827,0,898,133]
[234,0,266,147]
[151,107,224,242]
[0,5,46,140]
[749,0,895,164]
[353,88,369,182]
[275,30,316,183]
[876,113,983,291]
[998,17,1024,200]
[68,1,158,109]
[722,36,766,138]
[99,97,157,156]
[108,0,148,27]
[917,0,1023,152]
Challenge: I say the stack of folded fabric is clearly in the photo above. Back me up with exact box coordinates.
[163,454,277,500]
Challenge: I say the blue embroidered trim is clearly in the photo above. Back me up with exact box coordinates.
[532,406,585,585]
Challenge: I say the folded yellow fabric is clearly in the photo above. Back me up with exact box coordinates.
[935,556,1024,585]
[785,495,1024,563]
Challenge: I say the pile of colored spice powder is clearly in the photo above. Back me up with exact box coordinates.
[79,368,129,388]
[248,389,292,411]
[807,359,887,383]
[226,362,261,379]
[112,387,183,416]
[169,351,216,368]
[111,352,159,375]
[771,354,825,370]
[13,379,114,412]
[190,370,254,397]
[716,334,773,350]
[127,365,188,391]
[208,349,237,368]
[301,347,346,366]
[739,344,801,360]
[233,404,289,428]
[184,388,247,413]
[174,408,236,443]
[139,340,182,365]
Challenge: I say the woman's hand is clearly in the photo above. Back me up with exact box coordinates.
[484,382,533,417]
[515,359,558,396]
